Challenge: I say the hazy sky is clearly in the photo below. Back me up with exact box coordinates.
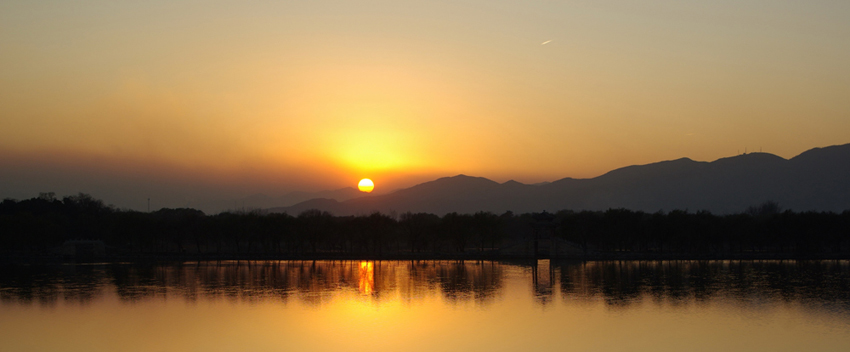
[2,0,849,210]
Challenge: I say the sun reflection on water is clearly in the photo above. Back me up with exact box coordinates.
[359,261,374,295]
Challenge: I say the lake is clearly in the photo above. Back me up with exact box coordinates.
[2,260,850,351]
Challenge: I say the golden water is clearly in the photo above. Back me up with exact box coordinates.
[1,260,849,352]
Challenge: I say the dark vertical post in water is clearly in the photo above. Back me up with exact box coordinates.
[531,260,538,288]
[550,259,555,289]
[532,259,555,303]
[374,260,380,293]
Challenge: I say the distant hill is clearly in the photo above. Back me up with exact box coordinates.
[269,143,850,216]
[200,187,364,213]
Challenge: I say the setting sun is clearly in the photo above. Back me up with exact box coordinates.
[358,178,374,193]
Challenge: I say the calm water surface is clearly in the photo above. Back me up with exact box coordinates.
[2,260,850,352]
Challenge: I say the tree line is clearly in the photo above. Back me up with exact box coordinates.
[1,193,849,258]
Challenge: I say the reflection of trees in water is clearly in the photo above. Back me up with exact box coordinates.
[0,265,107,305]
[3,261,849,312]
[524,259,556,305]
[556,260,850,311]
[0,260,503,306]
[434,261,503,305]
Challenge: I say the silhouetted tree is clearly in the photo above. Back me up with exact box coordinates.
[297,209,334,254]
[400,212,440,253]
[442,213,473,252]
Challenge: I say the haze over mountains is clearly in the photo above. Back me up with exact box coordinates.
[269,143,850,216]
[204,188,364,213]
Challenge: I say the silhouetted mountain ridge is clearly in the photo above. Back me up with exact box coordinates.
[269,143,850,216]
[199,187,362,213]
[391,174,501,200]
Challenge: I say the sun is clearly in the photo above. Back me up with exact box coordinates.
[358,178,374,193]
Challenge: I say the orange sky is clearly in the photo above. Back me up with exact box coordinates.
[1,1,849,211]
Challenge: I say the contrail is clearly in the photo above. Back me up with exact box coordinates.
[541,40,552,45]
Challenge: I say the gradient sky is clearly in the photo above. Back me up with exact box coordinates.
[2,0,849,211]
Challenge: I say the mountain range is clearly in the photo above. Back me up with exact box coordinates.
[268,143,850,216]
[202,187,364,213]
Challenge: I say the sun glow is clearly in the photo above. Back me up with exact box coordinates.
[328,128,418,172]
[358,178,374,193]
